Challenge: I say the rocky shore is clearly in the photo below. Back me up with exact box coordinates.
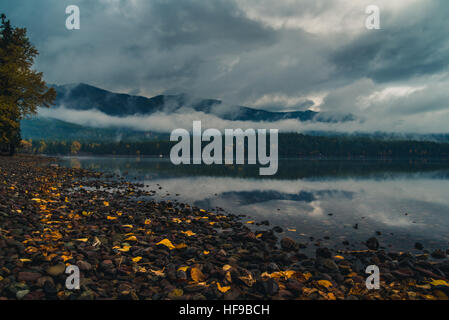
[1,155,449,300]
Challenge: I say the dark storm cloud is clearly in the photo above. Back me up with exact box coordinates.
[331,0,449,83]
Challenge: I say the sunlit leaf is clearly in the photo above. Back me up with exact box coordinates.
[429,279,449,287]
[157,239,175,250]
[191,267,206,282]
[317,280,333,288]
[217,282,231,293]
[181,230,196,237]
[223,265,232,272]
[132,256,142,263]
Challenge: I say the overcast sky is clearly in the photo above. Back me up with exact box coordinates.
[3,0,449,133]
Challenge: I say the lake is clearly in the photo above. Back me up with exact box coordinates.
[58,156,449,254]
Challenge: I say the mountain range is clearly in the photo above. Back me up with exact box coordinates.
[49,83,352,122]
[21,83,354,141]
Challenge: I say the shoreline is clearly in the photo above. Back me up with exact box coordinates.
[1,155,449,300]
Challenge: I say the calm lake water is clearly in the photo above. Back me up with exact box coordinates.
[58,156,449,254]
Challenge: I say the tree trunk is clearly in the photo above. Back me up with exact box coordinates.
[9,143,15,156]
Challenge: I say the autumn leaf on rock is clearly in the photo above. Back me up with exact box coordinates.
[191,267,206,282]
[156,239,175,250]
[181,230,196,237]
[317,280,333,289]
[217,282,231,293]
[132,256,142,263]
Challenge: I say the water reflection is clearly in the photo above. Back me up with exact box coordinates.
[59,156,449,253]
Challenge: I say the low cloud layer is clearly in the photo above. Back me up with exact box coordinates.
[3,0,449,133]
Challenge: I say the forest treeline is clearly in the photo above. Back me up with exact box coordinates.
[20,133,449,159]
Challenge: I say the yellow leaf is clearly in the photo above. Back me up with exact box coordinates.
[318,280,333,288]
[144,219,151,225]
[288,229,296,232]
[217,282,231,293]
[172,218,182,224]
[75,238,88,242]
[223,265,232,272]
[181,230,196,237]
[246,221,255,224]
[303,272,312,280]
[149,268,165,277]
[103,201,110,206]
[429,279,449,287]
[175,243,188,249]
[239,274,256,287]
[125,236,138,241]
[203,251,210,255]
[334,255,345,260]
[116,245,131,252]
[170,288,184,297]
[132,257,142,263]
[178,266,189,272]
[19,259,32,263]
[122,225,133,228]
[61,255,72,262]
[225,271,232,283]
[107,216,117,220]
[157,239,175,250]
[256,233,263,238]
[191,268,206,282]
[328,292,337,300]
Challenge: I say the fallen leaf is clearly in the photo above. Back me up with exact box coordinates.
[223,265,232,272]
[317,280,333,289]
[429,279,449,287]
[157,239,175,250]
[181,230,196,237]
[191,268,206,282]
[149,268,165,277]
[132,257,142,263]
[217,282,231,293]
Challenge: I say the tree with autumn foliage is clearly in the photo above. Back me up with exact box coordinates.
[0,14,55,155]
